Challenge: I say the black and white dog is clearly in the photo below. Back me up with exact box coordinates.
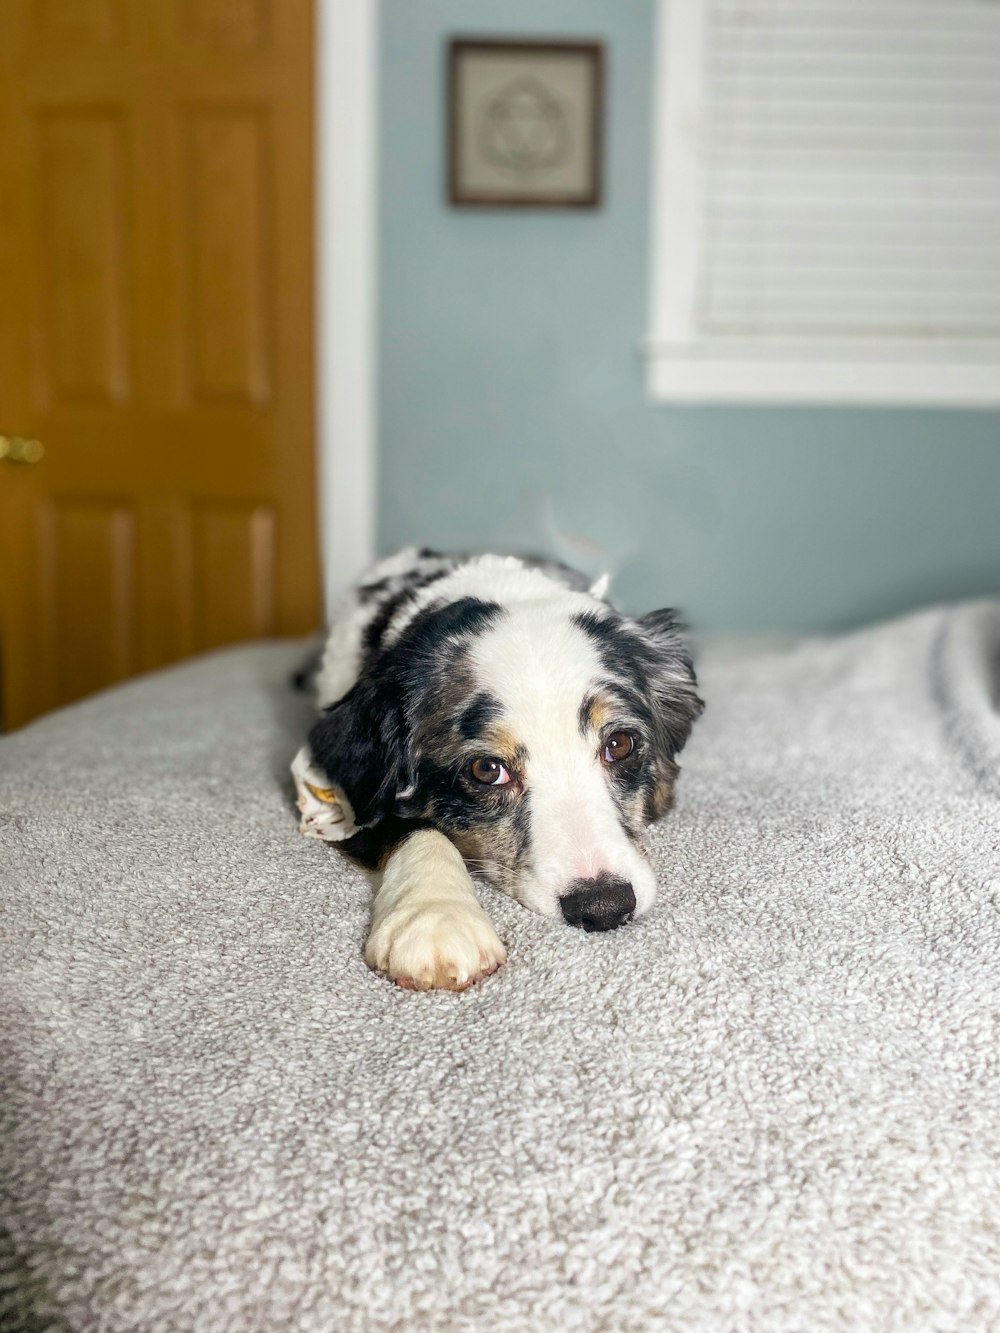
[292,548,703,991]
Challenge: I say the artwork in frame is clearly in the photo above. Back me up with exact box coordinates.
[448,38,604,209]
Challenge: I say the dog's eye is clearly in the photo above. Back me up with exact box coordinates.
[468,756,512,786]
[602,731,635,763]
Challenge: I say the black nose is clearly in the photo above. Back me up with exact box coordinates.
[560,874,636,932]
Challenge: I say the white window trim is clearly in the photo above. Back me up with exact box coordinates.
[317,0,378,616]
[645,0,1000,407]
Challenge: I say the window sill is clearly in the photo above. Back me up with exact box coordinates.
[641,338,1000,406]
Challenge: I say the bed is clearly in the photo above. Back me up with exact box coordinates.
[2,601,999,1331]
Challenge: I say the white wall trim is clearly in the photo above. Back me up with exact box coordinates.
[647,0,706,353]
[645,350,1000,407]
[317,0,378,616]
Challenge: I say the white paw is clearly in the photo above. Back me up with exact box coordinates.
[292,744,356,842]
[365,901,507,992]
[299,803,352,843]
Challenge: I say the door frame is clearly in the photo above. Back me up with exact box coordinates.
[317,0,378,614]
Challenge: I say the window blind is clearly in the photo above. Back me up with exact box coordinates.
[647,0,1000,401]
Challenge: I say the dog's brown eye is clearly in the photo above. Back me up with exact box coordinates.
[469,756,511,786]
[602,731,635,763]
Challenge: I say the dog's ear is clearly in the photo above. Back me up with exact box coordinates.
[307,673,413,832]
[637,608,705,764]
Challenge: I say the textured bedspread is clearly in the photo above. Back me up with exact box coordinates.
[2,602,999,1332]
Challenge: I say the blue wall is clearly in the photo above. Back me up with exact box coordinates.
[378,0,1000,633]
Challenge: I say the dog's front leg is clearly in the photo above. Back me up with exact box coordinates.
[365,830,507,991]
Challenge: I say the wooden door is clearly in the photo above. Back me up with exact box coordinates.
[0,0,319,729]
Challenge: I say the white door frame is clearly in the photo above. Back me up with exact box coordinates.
[316,0,378,614]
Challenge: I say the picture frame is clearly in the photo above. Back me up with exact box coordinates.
[448,38,604,209]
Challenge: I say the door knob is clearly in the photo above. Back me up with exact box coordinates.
[0,436,45,464]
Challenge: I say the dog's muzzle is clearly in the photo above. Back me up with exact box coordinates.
[560,874,636,932]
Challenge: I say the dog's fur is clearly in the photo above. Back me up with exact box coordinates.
[292,548,703,990]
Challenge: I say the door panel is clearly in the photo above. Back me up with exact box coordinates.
[36,0,126,48]
[37,108,131,404]
[189,501,277,651]
[185,107,273,404]
[40,497,137,701]
[178,0,265,49]
[0,0,319,728]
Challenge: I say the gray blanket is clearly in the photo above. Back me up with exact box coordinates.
[2,602,999,1332]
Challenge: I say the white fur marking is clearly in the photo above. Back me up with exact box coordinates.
[469,606,657,918]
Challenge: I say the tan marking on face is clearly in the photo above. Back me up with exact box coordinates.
[649,776,676,821]
[449,828,479,862]
[451,822,524,888]
[479,723,521,762]
[586,696,616,734]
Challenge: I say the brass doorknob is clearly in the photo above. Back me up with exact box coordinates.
[0,435,45,464]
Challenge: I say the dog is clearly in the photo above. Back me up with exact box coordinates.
[291,548,703,991]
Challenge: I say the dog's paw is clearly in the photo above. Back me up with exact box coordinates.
[298,798,353,843]
[365,902,506,992]
[292,744,357,842]
[296,777,353,841]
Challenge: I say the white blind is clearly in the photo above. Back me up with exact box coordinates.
[647,0,1000,400]
[700,0,1000,342]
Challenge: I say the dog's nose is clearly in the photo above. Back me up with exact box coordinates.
[560,875,636,932]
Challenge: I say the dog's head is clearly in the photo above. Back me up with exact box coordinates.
[309,590,702,930]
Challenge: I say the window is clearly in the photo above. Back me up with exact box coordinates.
[645,0,1000,404]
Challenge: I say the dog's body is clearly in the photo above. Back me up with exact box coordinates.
[292,548,703,990]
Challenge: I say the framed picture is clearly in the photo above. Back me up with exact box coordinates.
[448,38,604,209]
